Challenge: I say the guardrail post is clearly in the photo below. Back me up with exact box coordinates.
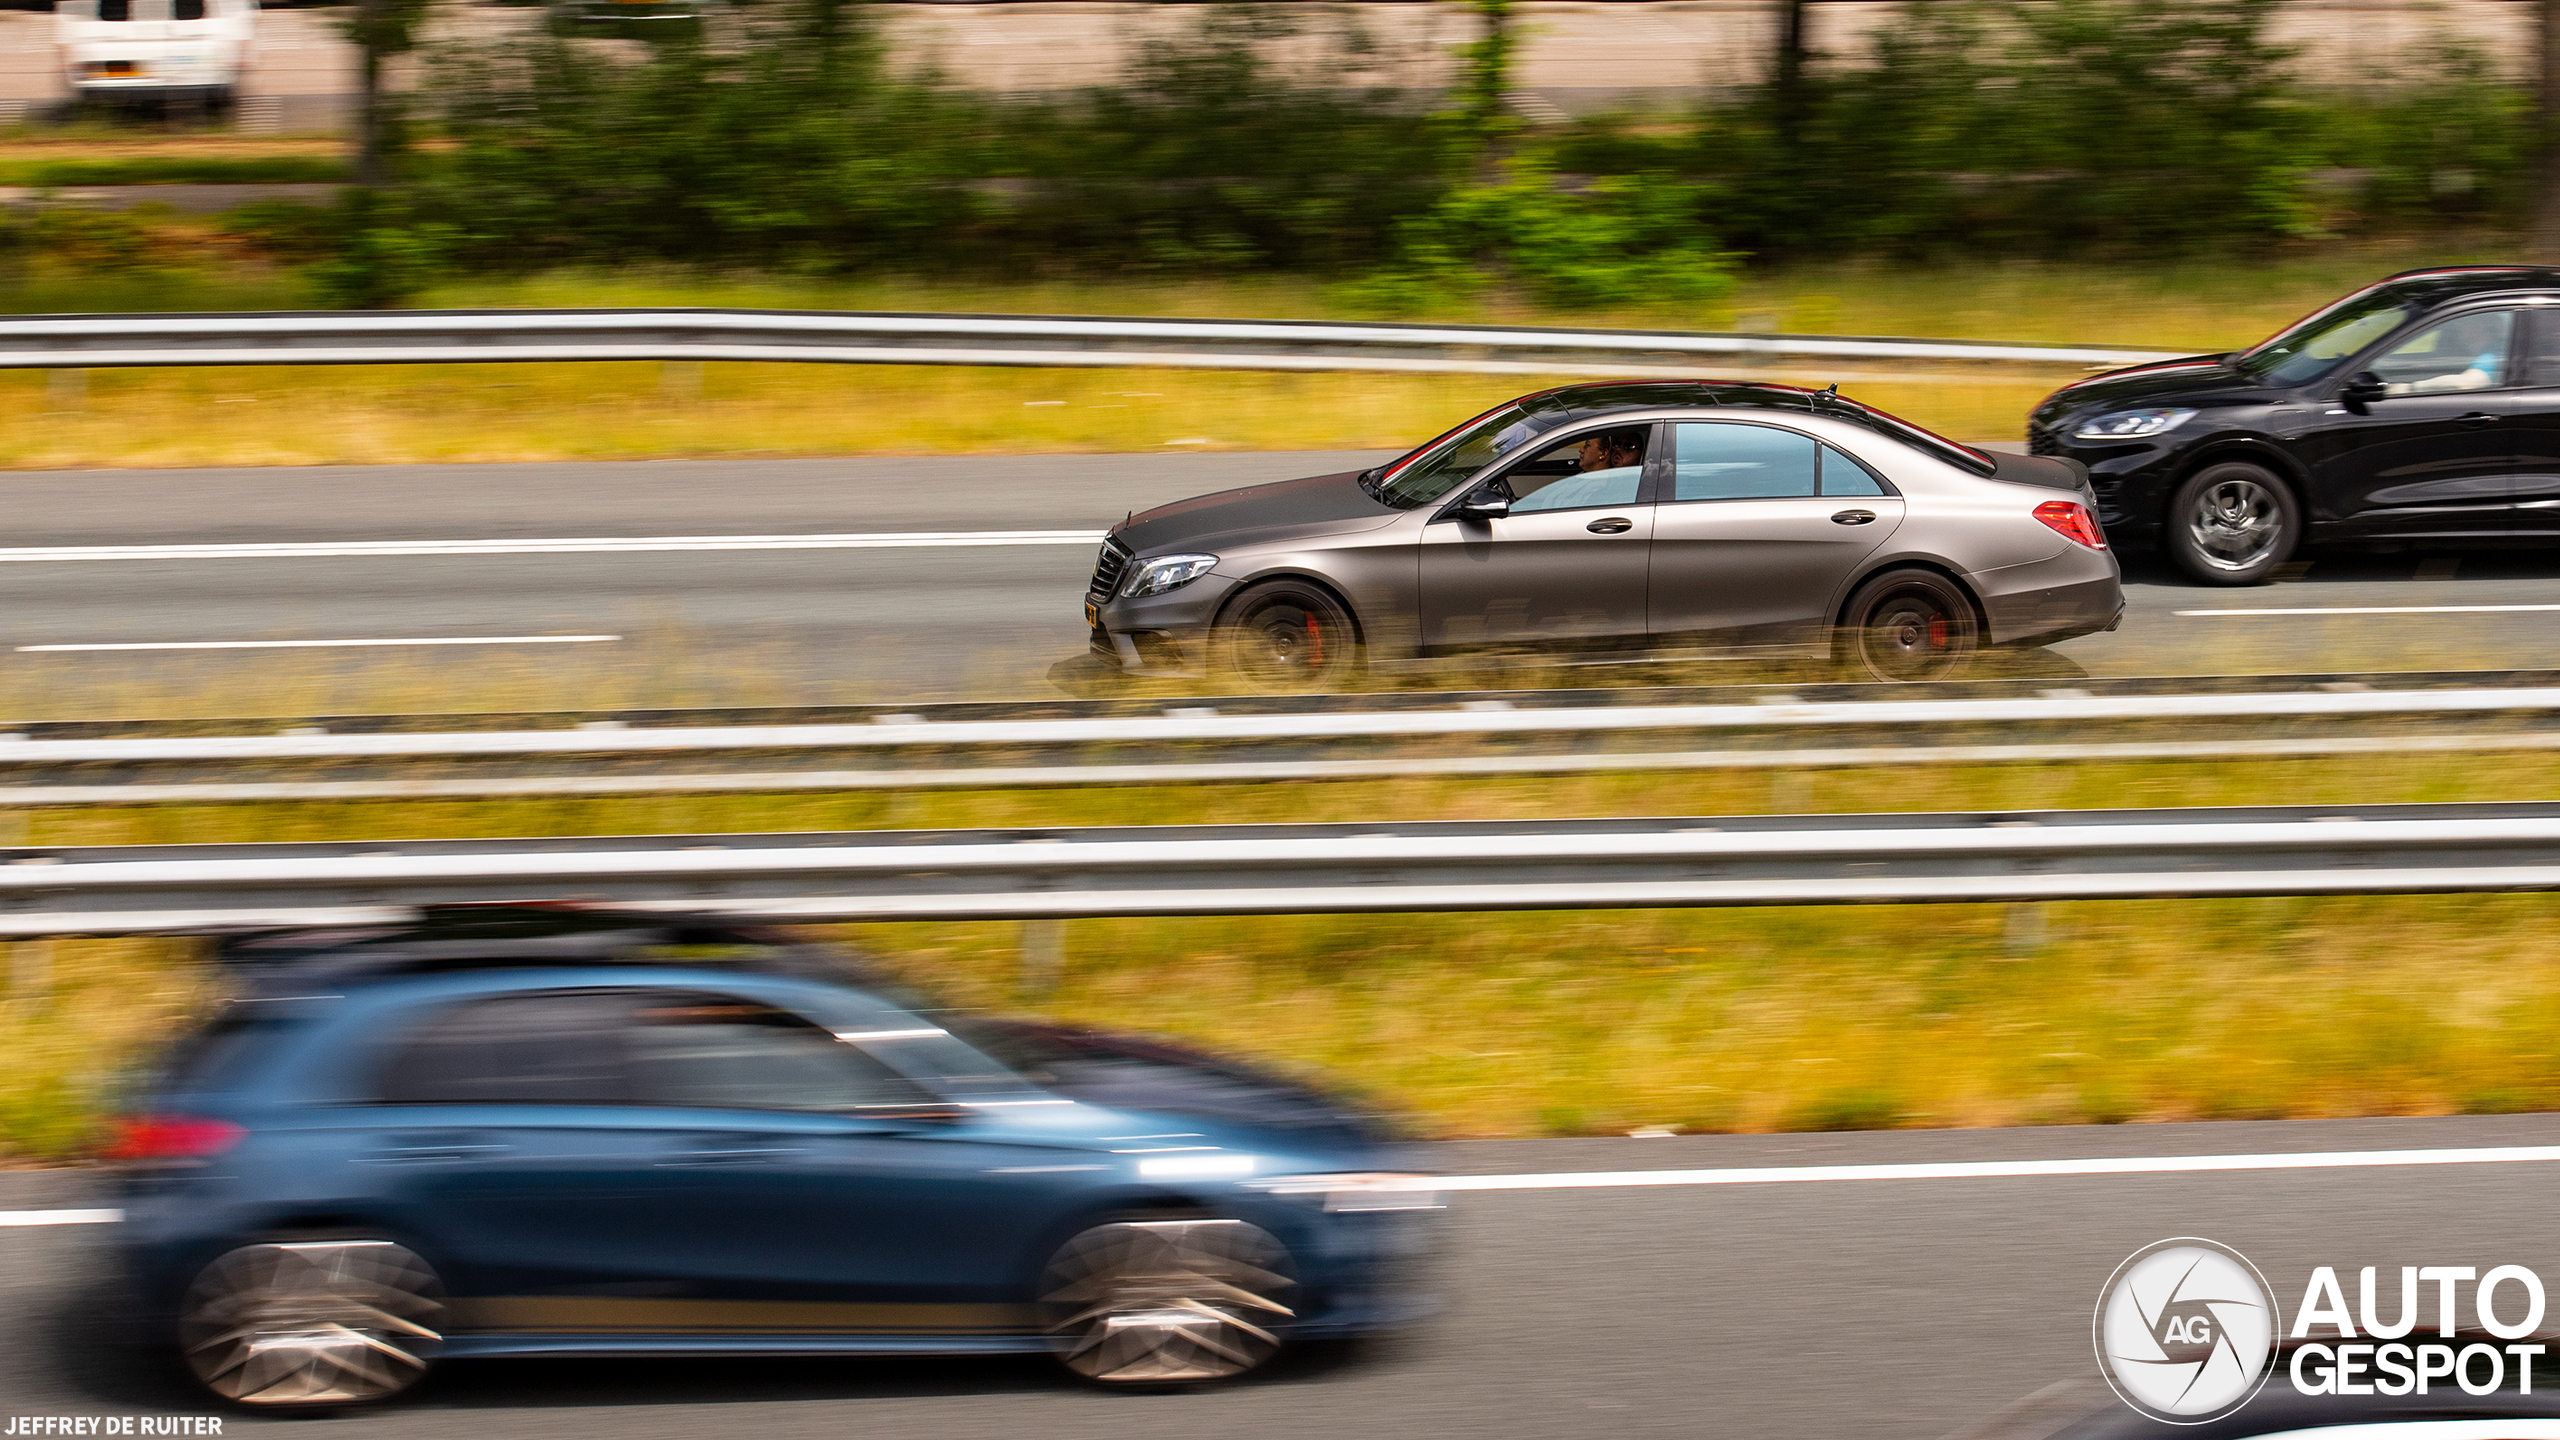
[1020,917,1063,999]
[2003,902,2050,958]
[1769,770,1812,813]
[10,938,49,1004]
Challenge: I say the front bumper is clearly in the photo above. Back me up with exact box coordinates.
[1087,574,1238,677]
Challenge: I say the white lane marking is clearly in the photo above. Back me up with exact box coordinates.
[0,531,1109,563]
[1428,1144,2560,1191]
[2177,604,2560,617]
[18,635,621,653]
[5,1146,2559,1223]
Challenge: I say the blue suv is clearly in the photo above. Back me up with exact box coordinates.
[109,908,1439,1410]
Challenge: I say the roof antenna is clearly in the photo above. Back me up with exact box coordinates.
[1815,382,1840,400]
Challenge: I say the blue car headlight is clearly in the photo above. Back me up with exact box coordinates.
[1121,554,1218,598]
[2071,407,2197,441]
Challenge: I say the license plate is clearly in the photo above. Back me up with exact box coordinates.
[1084,600,1100,628]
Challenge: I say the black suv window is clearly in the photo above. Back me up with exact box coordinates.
[628,996,935,1111]
[379,991,632,1104]
[2521,307,2560,387]
[2370,309,2517,395]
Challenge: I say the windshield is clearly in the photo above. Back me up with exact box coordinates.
[2234,286,2415,385]
[1371,405,1572,509]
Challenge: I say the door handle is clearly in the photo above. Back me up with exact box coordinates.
[660,1146,808,1167]
[1585,516,1634,534]
[1831,509,1877,525]
[361,1140,511,1165]
[2457,411,2502,427]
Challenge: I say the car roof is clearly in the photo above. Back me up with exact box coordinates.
[2380,265,2560,308]
[211,904,868,1000]
[1514,380,1999,475]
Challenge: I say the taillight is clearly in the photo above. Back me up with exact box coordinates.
[104,1114,245,1162]
[2033,499,2107,549]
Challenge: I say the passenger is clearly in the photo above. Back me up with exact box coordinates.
[1576,427,1645,475]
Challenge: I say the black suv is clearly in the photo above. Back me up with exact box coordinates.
[2029,266,2560,584]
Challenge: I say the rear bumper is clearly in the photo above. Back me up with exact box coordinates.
[1971,549,2124,647]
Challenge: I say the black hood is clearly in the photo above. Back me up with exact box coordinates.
[1112,469,1396,555]
[2032,353,2279,427]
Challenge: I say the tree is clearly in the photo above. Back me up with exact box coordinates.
[2536,0,2560,257]
[1773,0,1810,157]
[342,0,431,188]
[1455,0,1517,164]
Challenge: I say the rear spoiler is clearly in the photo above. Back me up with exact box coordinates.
[1989,450,2093,495]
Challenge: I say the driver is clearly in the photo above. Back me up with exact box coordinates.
[1576,428,1645,474]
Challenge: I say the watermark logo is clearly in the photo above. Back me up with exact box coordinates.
[2094,1238,2280,1424]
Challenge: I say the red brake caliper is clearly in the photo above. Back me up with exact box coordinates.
[1304,612,1325,668]
[1927,614,1947,649]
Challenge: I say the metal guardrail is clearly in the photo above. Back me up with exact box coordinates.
[6,730,2557,807]
[5,802,2559,937]
[0,309,2190,378]
[2,684,2554,766]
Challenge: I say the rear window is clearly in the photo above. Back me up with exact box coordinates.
[157,1010,305,1095]
[1829,397,1995,475]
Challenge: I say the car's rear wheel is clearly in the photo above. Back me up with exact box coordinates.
[2167,461,2299,585]
[179,1237,445,1410]
[1039,1217,1297,1386]
[1212,580,1360,693]
[1839,569,1981,683]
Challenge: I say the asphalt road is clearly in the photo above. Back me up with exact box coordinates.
[6,451,2560,715]
[16,1114,2560,1438]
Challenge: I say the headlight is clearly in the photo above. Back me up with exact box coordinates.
[1120,553,1218,598]
[1248,1172,1445,1212]
[2071,407,2197,440]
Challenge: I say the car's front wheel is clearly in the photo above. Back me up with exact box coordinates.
[2167,461,2299,585]
[1039,1217,1297,1386]
[1212,580,1360,693]
[1839,568,1981,682]
[178,1237,445,1410]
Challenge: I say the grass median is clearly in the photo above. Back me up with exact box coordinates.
[4,742,2558,1160]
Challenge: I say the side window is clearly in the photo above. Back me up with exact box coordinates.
[2372,310,2516,394]
[1499,425,1649,514]
[2522,307,2560,388]
[379,991,633,1105]
[1672,423,1819,501]
[1820,444,1890,497]
[627,994,936,1112]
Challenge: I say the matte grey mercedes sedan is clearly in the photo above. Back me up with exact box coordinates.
[1078,381,2124,690]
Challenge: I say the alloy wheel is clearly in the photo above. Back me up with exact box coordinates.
[1848,576,1977,682]
[1040,1218,1296,1384]
[179,1240,445,1408]
[2185,476,2287,573]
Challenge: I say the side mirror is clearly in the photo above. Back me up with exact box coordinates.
[2341,370,2387,413]
[1453,488,1510,521]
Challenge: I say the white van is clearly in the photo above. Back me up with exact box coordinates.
[54,0,257,109]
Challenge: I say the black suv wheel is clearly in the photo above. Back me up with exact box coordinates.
[2166,461,2300,585]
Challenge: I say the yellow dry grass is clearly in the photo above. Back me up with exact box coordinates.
[1,235,2521,467]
